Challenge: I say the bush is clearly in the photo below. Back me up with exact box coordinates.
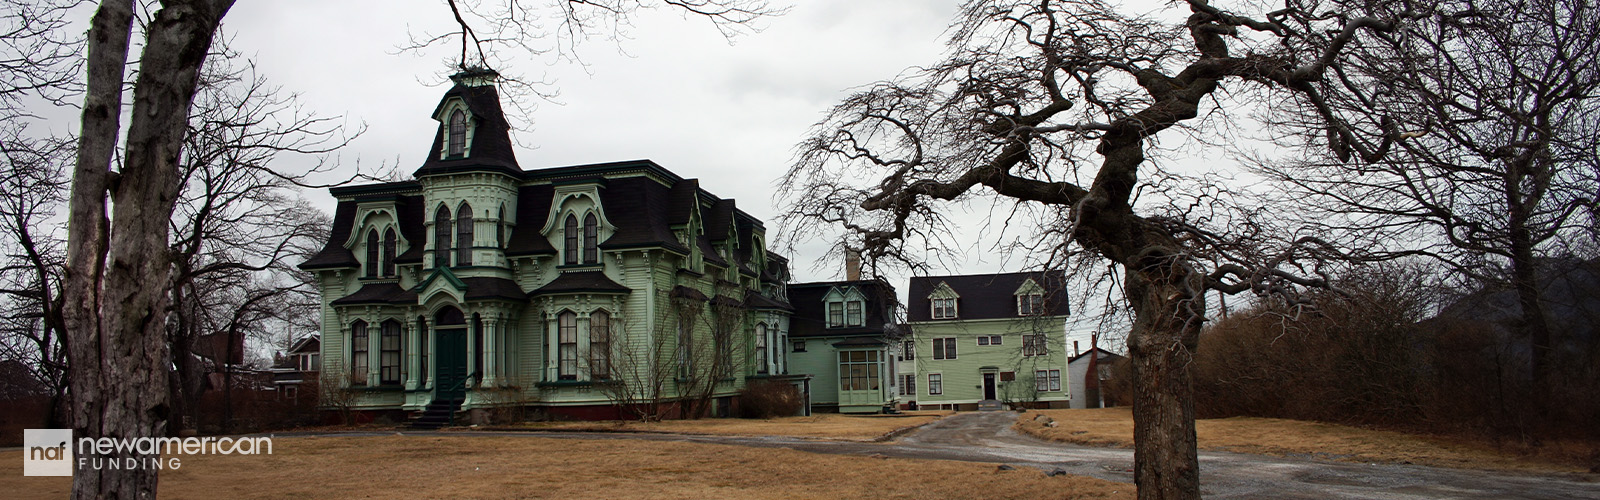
[738,380,804,419]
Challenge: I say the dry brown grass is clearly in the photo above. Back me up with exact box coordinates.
[1,434,1131,500]
[1016,408,1597,473]
[506,411,952,441]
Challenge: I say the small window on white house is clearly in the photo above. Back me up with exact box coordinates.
[827,301,844,327]
[901,340,915,361]
[900,374,916,396]
[845,300,863,326]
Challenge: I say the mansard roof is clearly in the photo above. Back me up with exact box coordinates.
[414,82,521,178]
[906,270,1070,322]
[787,279,898,339]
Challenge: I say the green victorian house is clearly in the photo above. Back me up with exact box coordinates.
[299,70,796,424]
[901,271,1071,411]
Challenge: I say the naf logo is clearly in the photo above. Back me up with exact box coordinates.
[23,429,73,476]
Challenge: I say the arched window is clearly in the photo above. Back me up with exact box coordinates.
[365,229,380,277]
[590,311,610,379]
[497,205,506,248]
[434,205,453,268]
[456,202,474,266]
[382,228,397,277]
[563,214,579,265]
[448,110,466,157]
[380,320,402,385]
[755,323,768,374]
[583,212,598,264]
[557,311,578,379]
[350,320,369,386]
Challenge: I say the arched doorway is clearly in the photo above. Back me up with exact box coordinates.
[433,306,468,402]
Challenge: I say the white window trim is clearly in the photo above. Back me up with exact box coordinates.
[927,373,943,395]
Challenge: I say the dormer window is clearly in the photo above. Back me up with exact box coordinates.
[448,109,466,157]
[1018,293,1044,316]
[382,228,397,276]
[932,298,957,319]
[845,300,863,326]
[564,214,579,265]
[583,213,598,264]
[365,229,380,277]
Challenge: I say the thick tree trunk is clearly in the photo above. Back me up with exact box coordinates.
[63,1,232,498]
[1124,258,1205,500]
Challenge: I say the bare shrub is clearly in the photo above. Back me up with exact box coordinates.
[738,379,803,419]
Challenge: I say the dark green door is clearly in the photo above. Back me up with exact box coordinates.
[435,328,468,401]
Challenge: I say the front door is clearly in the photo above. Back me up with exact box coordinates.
[435,328,468,402]
[982,372,997,400]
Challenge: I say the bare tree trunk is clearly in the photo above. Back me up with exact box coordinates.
[1125,263,1204,500]
[64,1,232,498]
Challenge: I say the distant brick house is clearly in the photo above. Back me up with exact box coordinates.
[902,271,1072,410]
[270,336,320,401]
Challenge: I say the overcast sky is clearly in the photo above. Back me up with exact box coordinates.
[30,1,1124,348]
[213,0,967,283]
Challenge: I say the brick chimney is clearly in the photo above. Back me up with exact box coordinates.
[845,248,861,281]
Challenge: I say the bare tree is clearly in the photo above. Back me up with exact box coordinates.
[1258,0,1600,406]
[165,41,349,436]
[778,1,1413,497]
[0,126,71,425]
[596,290,680,421]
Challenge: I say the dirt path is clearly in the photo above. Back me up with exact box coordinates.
[276,412,1597,499]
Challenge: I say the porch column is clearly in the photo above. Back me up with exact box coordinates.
[405,319,420,390]
[465,316,478,389]
[482,316,500,387]
[426,322,437,389]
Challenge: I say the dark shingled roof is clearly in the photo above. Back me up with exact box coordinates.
[666,178,699,226]
[698,235,727,267]
[300,201,360,270]
[744,290,793,311]
[598,176,689,253]
[394,195,427,264]
[787,280,897,339]
[704,199,736,242]
[413,82,521,178]
[460,277,528,302]
[670,285,708,301]
[331,283,418,305]
[505,184,557,256]
[906,271,1070,322]
[832,337,887,348]
[532,271,631,295]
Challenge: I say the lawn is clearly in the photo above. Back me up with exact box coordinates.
[499,411,951,441]
[2,434,1131,500]
[1015,408,1597,473]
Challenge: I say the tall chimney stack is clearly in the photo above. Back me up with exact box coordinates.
[845,248,861,281]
